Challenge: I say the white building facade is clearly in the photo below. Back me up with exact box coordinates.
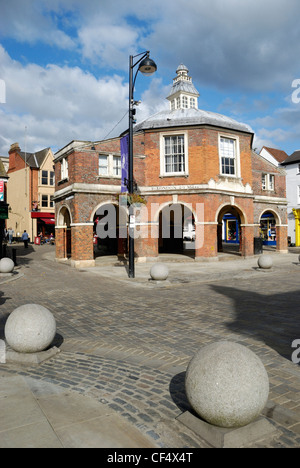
[281,151,300,245]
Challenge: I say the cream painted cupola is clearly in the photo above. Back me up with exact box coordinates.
[133,64,253,136]
[166,64,200,110]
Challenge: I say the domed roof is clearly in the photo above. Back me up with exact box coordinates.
[167,63,199,101]
[133,64,254,136]
[176,63,189,73]
[133,107,253,134]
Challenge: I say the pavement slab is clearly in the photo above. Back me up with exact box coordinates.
[0,244,299,448]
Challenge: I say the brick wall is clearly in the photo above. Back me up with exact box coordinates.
[53,125,288,262]
[251,152,286,199]
[8,145,26,173]
[142,127,253,187]
[71,224,94,261]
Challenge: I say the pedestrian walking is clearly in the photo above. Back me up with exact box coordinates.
[7,228,14,244]
[21,230,29,248]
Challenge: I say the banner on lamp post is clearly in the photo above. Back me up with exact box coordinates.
[120,134,129,193]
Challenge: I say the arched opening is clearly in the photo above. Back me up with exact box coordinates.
[57,206,72,258]
[259,211,278,248]
[217,205,245,256]
[158,203,195,257]
[93,203,127,258]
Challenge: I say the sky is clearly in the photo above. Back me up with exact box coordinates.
[1,0,300,157]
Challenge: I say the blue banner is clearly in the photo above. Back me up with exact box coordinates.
[120,134,129,193]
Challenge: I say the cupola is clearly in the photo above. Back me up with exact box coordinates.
[166,64,200,111]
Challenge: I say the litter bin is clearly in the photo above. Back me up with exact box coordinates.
[254,237,263,255]
[34,236,41,245]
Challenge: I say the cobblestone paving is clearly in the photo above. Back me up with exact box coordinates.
[0,244,299,448]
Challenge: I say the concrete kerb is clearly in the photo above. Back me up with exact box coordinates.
[0,271,24,285]
[42,250,300,287]
[176,410,278,448]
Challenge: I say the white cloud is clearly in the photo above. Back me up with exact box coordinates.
[78,24,140,69]
[146,0,300,92]
[0,46,131,154]
[1,0,300,155]
[0,0,76,49]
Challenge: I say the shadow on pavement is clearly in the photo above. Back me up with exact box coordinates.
[4,244,35,267]
[210,285,300,363]
[169,372,192,414]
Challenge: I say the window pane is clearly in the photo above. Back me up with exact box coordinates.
[182,96,188,108]
[41,170,48,185]
[113,156,121,176]
[164,135,185,173]
[61,158,68,179]
[222,157,235,175]
[50,171,55,185]
[99,155,108,175]
[220,137,235,175]
[42,195,48,207]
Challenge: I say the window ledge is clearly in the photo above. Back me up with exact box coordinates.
[159,173,189,178]
[96,175,121,180]
[218,174,242,182]
[58,178,69,186]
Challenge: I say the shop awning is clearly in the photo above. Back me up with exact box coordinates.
[31,211,55,221]
[40,218,55,225]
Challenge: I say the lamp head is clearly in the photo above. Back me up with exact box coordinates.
[138,56,157,76]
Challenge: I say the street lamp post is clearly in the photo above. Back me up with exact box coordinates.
[128,51,157,278]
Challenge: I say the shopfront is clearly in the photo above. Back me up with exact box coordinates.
[222,214,239,244]
[260,212,276,246]
[31,212,55,239]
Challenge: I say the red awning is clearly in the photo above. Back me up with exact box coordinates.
[31,212,54,219]
[40,218,55,225]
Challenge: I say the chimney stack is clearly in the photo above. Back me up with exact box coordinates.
[8,142,21,171]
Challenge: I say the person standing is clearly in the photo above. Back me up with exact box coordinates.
[21,230,29,248]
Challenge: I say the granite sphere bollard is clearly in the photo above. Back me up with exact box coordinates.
[257,254,273,269]
[150,263,169,281]
[5,304,56,353]
[185,341,269,428]
[0,257,14,274]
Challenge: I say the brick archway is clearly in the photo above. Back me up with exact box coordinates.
[56,205,72,259]
[216,204,249,256]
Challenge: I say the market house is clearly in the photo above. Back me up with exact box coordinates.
[53,64,288,268]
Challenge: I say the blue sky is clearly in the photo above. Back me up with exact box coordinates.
[1,0,300,156]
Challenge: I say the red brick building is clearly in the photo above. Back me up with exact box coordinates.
[53,65,288,267]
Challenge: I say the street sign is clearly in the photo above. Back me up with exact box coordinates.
[0,204,8,219]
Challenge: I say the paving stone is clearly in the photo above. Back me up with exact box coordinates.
[0,244,299,448]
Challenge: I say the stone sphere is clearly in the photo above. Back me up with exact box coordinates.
[185,341,269,428]
[5,304,56,353]
[0,257,14,273]
[257,254,273,269]
[150,263,169,281]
